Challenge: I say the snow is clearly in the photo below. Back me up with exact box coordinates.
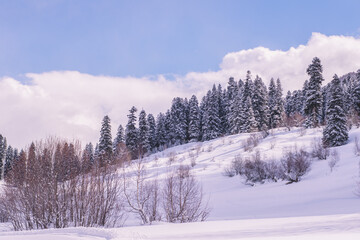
[1,127,360,239]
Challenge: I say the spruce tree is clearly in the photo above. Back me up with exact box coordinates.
[188,95,201,142]
[147,114,157,152]
[252,76,269,131]
[4,145,13,179]
[304,57,324,128]
[99,115,113,163]
[170,98,187,145]
[156,113,167,150]
[269,78,282,128]
[322,74,348,147]
[125,106,139,159]
[352,70,360,116]
[113,124,125,152]
[138,109,151,155]
[0,135,6,180]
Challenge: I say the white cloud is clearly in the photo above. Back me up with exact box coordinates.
[1,32,360,148]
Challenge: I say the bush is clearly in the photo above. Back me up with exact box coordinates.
[328,149,340,172]
[311,138,329,160]
[281,148,311,183]
[243,151,267,184]
[223,155,244,177]
[162,166,210,223]
[243,134,262,152]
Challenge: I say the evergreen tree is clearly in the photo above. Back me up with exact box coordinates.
[285,91,293,117]
[138,109,151,155]
[82,143,94,173]
[4,145,13,179]
[322,74,348,147]
[155,113,167,150]
[268,78,282,128]
[352,70,360,116]
[252,76,269,131]
[241,96,258,133]
[203,85,221,140]
[147,114,157,152]
[99,115,113,161]
[188,95,201,142]
[170,98,188,145]
[125,106,139,159]
[304,57,324,128]
[276,78,285,123]
[0,135,6,180]
[113,124,125,152]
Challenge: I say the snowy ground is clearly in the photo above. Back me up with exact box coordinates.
[1,127,360,239]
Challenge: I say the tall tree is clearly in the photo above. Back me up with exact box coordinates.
[269,78,282,128]
[0,135,6,180]
[188,95,201,142]
[304,57,324,128]
[147,114,157,152]
[138,110,151,156]
[252,76,269,132]
[125,106,139,158]
[99,115,113,161]
[322,74,348,147]
[113,124,125,152]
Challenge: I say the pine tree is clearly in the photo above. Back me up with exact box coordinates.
[170,98,188,145]
[252,76,269,132]
[188,95,201,142]
[304,57,324,128]
[0,135,6,180]
[113,124,125,152]
[268,78,282,128]
[156,113,167,150]
[147,114,157,152]
[99,115,113,163]
[322,74,348,147]
[353,70,360,116]
[276,78,285,123]
[138,109,151,156]
[202,85,221,140]
[285,91,293,117]
[125,106,139,159]
[241,96,258,133]
[82,143,94,173]
[4,145,13,179]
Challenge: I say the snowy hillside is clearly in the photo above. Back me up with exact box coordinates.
[1,127,360,239]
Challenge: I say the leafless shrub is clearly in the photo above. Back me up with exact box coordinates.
[167,152,177,164]
[0,139,125,231]
[281,147,311,183]
[243,151,267,183]
[328,149,340,172]
[195,144,202,157]
[354,137,360,156]
[311,138,329,160]
[122,159,160,225]
[243,134,262,152]
[265,159,282,182]
[223,165,236,177]
[299,127,306,137]
[190,156,197,167]
[270,137,276,149]
[162,166,210,223]
[206,144,213,152]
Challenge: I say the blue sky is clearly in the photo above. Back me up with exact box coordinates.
[0,0,359,79]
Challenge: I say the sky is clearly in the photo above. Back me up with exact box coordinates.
[1,0,360,148]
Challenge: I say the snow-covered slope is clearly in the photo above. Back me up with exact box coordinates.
[1,127,360,239]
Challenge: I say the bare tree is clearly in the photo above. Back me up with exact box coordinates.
[122,158,160,224]
[162,165,210,223]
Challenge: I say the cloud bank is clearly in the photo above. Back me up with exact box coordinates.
[1,33,360,148]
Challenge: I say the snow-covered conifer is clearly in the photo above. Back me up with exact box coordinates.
[322,74,348,147]
[125,106,139,158]
[304,57,324,128]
